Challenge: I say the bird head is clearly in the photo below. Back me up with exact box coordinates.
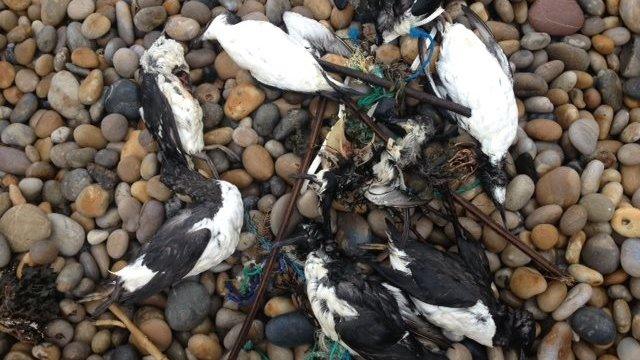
[201,12,242,41]
[140,35,190,87]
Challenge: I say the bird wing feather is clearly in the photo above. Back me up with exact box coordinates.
[461,5,512,83]
[140,72,187,160]
[333,278,440,359]
[119,206,212,303]
[283,11,353,57]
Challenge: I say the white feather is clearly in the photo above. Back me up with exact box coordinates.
[157,75,204,155]
[437,23,518,165]
[114,256,157,293]
[388,242,413,276]
[413,299,496,346]
[283,11,352,57]
[382,6,445,43]
[185,181,244,277]
[305,252,358,353]
[202,14,339,93]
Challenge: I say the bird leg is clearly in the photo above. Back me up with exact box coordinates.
[16,253,34,280]
[108,304,168,360]
[203,145,241,162]
[191,152,219,179]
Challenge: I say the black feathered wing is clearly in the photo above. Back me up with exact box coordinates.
[333,278,446,360]
[119,205,212,304]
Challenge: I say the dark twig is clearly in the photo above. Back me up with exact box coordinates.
[318,59,472,117]
[228,97,328,360]
[452,193,572,283]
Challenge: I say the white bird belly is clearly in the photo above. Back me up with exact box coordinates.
[305,253,358,352]
[437,24,517,164]
[158,78,204,155]
[413,298,496,346]
[185,181,243,277]
[218,21,334,93]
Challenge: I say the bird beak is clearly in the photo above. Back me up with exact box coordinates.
[334,0,349,10]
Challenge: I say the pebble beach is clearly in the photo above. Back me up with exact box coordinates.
[1,0,640,359]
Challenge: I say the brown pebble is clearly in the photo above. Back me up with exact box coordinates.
[29,239,59,265]
[531,224,559,250]
[73,124,107,149]
[187,334,222,360]
[223,83,265,121]
[117,156,142,183]
[525,119,563,141]
[242,145,274,182]
[71,47,99,69]
[510,267,548,299]
[75,185,109,218]
[221,169,253,189]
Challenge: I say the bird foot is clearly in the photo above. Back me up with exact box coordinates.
[203,145,241,162]
[16,253,34,280]
[192,152,220,180]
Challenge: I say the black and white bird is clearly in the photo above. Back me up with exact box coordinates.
[277,224,446,360]
[422,4,517,221]
[85,40,244,314]
[139,35,237,178]
[372,214,535,358]
[201,13,362,95]
[334,0,444,43]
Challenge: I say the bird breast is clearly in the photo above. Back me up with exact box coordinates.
[158,76,204,155]
[215,21,334,93]
[437,23,517,164]
[184,181,243,277]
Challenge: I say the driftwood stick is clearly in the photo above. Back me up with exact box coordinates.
[227,97,328,360]
[94,320,127,328]
[318,59,472,117]
[108,304,168,360]
[452,193,571,283]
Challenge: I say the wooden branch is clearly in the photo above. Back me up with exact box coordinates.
[452,193,572,283]
[318,59,472,117]
[94,320,127,328]
[227,97,328,360]
[108,304,168,360]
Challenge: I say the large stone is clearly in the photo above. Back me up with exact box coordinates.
[529,0,584,36]
[48,71,84,120]
[224,84,265,120]
[620,0,640,34]
[536,167,581,207]
[0,204,52,252]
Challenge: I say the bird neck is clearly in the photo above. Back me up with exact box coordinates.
[160,157,221,203]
